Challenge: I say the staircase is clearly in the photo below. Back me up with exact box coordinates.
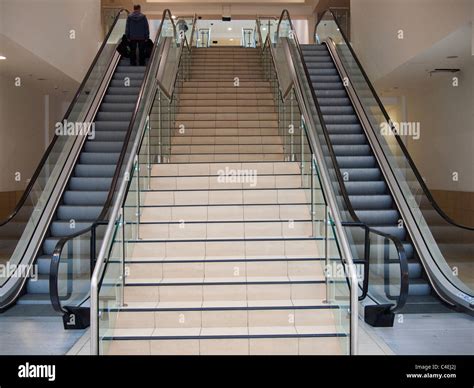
[103,47,347,355]
[301,44,440,312]
[18,58,146,306]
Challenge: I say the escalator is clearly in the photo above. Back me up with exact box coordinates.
[299,10,473,317]
[0,9,171,324]
[300,43,436,313]
[265,9,473,328]
[19,57,146,306]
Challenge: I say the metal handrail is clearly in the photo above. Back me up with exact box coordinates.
[90,9,191,355]
[260,11,360,354]
[315,9,473,232]
[269,10,409,313]
[0,8,129,228]
[50,9,185,314]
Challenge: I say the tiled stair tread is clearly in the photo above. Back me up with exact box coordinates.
[137,218,314,224]
[128,236,326,242]
[124,256,326,263]
[108,298,334,311]
[141,187,306,193]
[101,47,344,354]
[151,162,301,176]
[124,275,326,285]
[135,203,313,209]
[103,325,345,339]
[147,173,300,179]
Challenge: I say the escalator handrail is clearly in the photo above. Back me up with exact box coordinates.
[0,8,130,228]
[49,9,184,314]
[272,9,409,311]
[315,8,473,232]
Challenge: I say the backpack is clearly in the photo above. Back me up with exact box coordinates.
[117,35,130,58]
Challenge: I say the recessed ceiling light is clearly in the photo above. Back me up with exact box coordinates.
[0,55,6,60]
[227,27,232,31]
[229,38,234,41]
[262,28,267,31]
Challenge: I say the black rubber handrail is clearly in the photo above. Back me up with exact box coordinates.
[270,9,409,311]
[0,8,129,228]
[315,9,473,232]
[50,10,193,314]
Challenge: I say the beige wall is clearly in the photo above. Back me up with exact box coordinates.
[350,0,472,82]
[1,0,103,82]
[403,68,474,193]
[432,190,474,227]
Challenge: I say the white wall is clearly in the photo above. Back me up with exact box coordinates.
[350,0,472,81]
[0,75,68,192]
[0,0,102,82]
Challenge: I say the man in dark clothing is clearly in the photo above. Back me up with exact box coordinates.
[126,5,150,66]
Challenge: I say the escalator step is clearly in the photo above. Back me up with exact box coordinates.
[94,121,130,131]
[320,106,355,115]
[344,181,387,195]
[57,205,103,221]
[339,168,381,180]
[84,141,124,153]
[79,152,120,164]
[332,144,372,156]
[330,134,367,145]
[349,195,393,210]
[336,156,376,168]
[92,130,128,141]
[62,191,108,206]
[74,164,116,177]
[69,177,113,191]
[100,103,136,112]
[103,95,138,104]
[96,111,133,121]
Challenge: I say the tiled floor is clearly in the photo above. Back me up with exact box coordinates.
[0,305,85,355]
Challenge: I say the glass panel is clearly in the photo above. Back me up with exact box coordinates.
[98,216,124,355]
[265,28,352,351]
[96,13,189,354]
[55,230,92,309]
[259,19,279,45]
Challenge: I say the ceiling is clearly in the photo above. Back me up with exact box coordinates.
[102,0,319,18]
[0,34,78,98]
[376,23,473,94]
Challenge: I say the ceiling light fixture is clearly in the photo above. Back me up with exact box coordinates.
[228,27,232,31]
[0,55,6,60]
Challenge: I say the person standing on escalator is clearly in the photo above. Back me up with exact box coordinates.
[126,4,150,66]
